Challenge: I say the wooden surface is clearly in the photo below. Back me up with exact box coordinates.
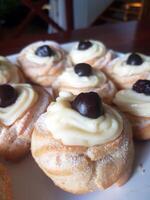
[0,20,150,55]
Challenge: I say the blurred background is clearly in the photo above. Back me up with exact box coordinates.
[0,0,149,40]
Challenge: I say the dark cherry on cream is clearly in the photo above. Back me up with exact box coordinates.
[78,40,92,50]
[35,45,55,57]
[132,80,150,95]
[0,84,18,108]
[72,92,104,119]
[126,53,143,65]
[74,63,92,77]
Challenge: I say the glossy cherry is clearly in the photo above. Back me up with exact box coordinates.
[72,92,104,118]
[132,80,150,95]
[35,45,55,57]
[78,40,92,50]
[0,84,18,107]
[126,53,143,65]
[74,63,92,77]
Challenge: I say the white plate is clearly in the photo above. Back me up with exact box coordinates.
[1,42,150,200]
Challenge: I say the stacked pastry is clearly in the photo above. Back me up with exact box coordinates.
[107,52,150,140]
[31,92,134,194]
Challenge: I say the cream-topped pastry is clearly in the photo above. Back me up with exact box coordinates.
[114,89,150,117]
[0,56,24,83]
[53,63,117,104]
[0,84,38,126]
[56,64,106,88]
[43,92,123,146]
[18,41,71,86]
[0,83,50,161]
[110,53,150,76]
[104,52,150,89]
[70,40,106,63]
[31,91,134,194]
[114,79,150,140]
[69,40,113,69]
[21,41,64,65]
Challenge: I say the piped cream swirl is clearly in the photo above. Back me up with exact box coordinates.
[0,84,38,126]
[110,53,150,76]
[19,41,65,65]
[70,40,107,64]
[114,89,150,117]
[43,92,123,147]
[0,56,21,83]
[56,67,107,88]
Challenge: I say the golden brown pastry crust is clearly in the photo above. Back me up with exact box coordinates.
[125,113,150,140]
[0,86,50,161]
[31,112,134,194]
[17,67,25,83]
[0,56,25,84]
[0,164,12,200]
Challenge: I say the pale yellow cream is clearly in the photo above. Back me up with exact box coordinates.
[56,67,107,88]
[0,56,20,83]
[0,84,38,126]
[114,89,150,117]
[43,92,123,147]
[20,41,63,65]
[111,53,150,76]
[70,40,106,64]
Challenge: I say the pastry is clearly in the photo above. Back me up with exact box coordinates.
[53,63,117,104]
[0,56,24,84]
[31,91,134,194]
[0,164,12,200]
[17,41,71,86]
[114,79,150,140]
[104,52,150,89]
[0,83,50,161]
[69,40,113,69]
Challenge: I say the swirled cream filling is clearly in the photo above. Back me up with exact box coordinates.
[111,53,150,76]
[0,84,38,126]
[70,40,107,64]
[20,41,64,65]
[56,67,107,88]
[43,92,123,147]
[114,89,150,117]
[0,56,20,83]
